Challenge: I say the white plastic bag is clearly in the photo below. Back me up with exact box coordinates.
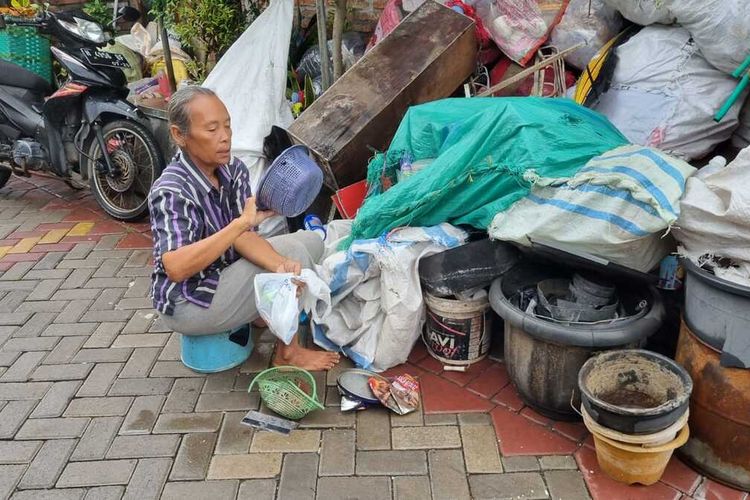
[591,26,744,161]
[550,0,622,70]
[120,22,191,65]
[674,146,750,287]
[203,0,295,238]
[474,0,568,66]
[603,0,750,75]
[254,269,332,345]
[673,0,750,75]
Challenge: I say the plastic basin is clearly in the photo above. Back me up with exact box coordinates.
[578,349,693,434]
[489,261,665,419]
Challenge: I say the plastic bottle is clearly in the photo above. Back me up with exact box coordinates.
[303,214,327,240]
[400,152,413,180]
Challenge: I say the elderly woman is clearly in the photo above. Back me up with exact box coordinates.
[149,86,339,371]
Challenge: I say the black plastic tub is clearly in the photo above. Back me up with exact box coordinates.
[489,262,665,420]
[419,239,519,297]
[578,349,693,434]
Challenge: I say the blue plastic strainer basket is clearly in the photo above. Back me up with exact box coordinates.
[257,145,324,217]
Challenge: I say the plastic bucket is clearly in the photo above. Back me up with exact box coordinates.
[180,325,254,374]
[683,258,750,368]
[422,291,492,366]
[590,423,690,485]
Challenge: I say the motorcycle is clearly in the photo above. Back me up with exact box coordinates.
[0,6,164,221]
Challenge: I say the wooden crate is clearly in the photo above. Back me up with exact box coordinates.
[289,0,477,190]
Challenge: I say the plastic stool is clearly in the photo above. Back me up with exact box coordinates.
[180,324,254,374]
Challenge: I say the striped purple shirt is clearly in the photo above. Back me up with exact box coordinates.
[148,151,253,315]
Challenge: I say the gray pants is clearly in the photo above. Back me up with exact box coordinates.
[160,231,324,335]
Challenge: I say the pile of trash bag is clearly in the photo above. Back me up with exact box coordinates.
[346,97,628,246]
[585,26,745,161]
[313,224,468,371]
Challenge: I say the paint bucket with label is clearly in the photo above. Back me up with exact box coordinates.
[422,290,492,366]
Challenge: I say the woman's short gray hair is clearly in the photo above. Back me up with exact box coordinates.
[167,86,217,135]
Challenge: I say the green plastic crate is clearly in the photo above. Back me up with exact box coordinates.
[0,25,51,83]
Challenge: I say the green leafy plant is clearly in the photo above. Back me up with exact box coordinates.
[83,0,113,31]
[150,0,246,82]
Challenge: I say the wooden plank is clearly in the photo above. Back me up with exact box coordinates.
[289,0,477,190]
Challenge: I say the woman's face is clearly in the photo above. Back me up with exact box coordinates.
[172,94,233,168]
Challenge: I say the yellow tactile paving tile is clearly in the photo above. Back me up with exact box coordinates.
[39,229,69,245]
[7,237,41,254]
[0,246,12,260]
[67,222,95,237]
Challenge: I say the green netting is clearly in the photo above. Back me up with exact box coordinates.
[347,97,628,247]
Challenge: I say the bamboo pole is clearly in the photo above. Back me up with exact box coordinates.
[477,43,584,97]
[316,0,332,90]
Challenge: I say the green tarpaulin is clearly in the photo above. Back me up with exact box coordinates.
[346,97,628,247]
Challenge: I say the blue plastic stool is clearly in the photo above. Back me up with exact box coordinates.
[180,324,254,374]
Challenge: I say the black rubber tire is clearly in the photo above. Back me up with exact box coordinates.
[0,168,11,190]
[86,119,164,222]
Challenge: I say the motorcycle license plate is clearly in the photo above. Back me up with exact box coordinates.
[80,48,131,69]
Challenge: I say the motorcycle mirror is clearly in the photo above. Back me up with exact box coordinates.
[117,6,141,23]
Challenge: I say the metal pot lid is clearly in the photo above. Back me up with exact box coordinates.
[337,369,386,405]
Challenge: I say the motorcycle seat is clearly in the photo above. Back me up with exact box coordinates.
[0,59,52,95]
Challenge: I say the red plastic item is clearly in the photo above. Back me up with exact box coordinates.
[331,180,368,219]
[366,0,403,51]
[157,71,172,98]
[445,0,491,48]
[489,56,575,97]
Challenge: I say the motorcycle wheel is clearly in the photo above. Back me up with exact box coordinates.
[0,168,10,190]
[86,119,164,222]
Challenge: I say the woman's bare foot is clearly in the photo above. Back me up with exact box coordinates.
[273,340,340,371]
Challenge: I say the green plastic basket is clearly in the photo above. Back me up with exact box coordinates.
[248,366,324,420]
[0,25,51,82]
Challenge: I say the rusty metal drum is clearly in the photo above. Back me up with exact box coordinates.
[676,321,750,491]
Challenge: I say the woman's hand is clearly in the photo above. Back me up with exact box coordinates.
[278,259,305,297]
[276,258,302,275]
[236,197,274,231]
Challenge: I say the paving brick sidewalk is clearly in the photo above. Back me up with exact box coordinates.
[0,176,746,500]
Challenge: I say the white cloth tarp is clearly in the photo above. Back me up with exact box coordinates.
[313,224,468,372]
[674,147,750,287]
[591,26,744,161]
[489,145,696,272]
[203,0,295,236]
